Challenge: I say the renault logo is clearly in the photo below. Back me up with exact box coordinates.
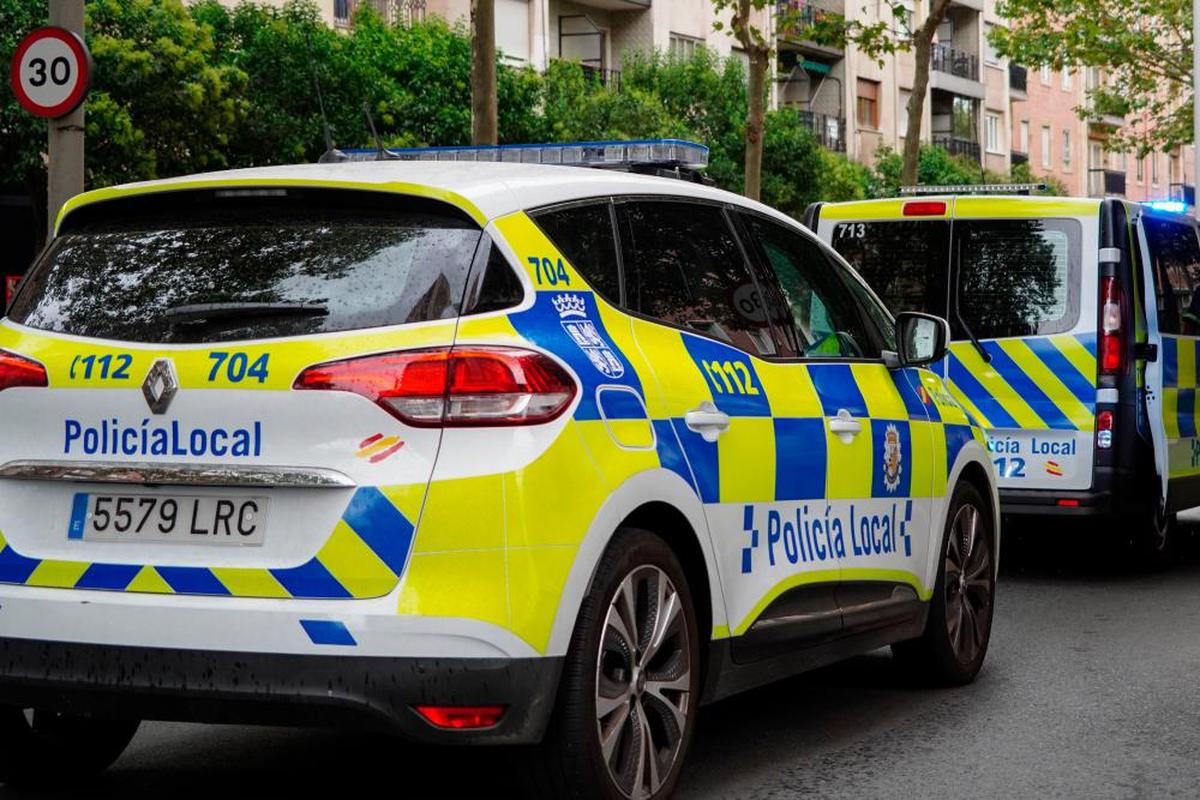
[142,358,178,414]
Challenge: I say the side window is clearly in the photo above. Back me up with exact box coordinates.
[743,214,879,359]
[1143,217,1200,335]
[619,201,776,357]
[954,219,1081,340]
[531,203,621,303]
[466,244,526,315]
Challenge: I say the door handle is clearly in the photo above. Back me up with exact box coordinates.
[829,409,863,444]
[685,401,731,443]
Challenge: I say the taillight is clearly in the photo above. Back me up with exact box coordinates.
[0,350,47,390]
[1099,276,1123,375]
[1096,409,1114,449]
[293,346,576,427]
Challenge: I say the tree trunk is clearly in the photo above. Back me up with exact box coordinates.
[470,0,497,146]
[744,45,768,200]
[901,0,953,186]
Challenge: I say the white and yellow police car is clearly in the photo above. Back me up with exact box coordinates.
[0,140,998,798]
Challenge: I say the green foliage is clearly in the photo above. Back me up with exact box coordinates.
[1011,160,1067,196]
[991,0,1190,154]
[871,144,1066,197]
[0,0,46,193]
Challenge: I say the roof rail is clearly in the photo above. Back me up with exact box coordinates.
[336,138,711,182]
[899,182,1046,196]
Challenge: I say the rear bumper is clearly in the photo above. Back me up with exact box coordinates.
[0,636,562,744]
[998,464,1145,518]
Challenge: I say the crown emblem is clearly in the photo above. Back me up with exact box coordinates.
[551,293,587,318]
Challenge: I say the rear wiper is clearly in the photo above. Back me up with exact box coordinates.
[956,313,992,364]
[164,302,329,324]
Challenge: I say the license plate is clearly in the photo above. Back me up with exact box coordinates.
[68,492,268,545]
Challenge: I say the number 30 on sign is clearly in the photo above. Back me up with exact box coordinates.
[9,27,92,119]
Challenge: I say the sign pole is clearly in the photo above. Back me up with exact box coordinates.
[46,0,85,240]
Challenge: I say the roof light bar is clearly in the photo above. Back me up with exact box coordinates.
[1144,199,1189,214]
[341,138,709,170]
[900,183,1046,196]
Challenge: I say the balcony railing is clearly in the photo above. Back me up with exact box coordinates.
[931,45,979,82]
[1009,64,1027,93]
[796,110,846,152]
[776,1,845,41]
[933,134,981,162]
[1088,168,1126,197]
[580,64,621,88]
[1011,150,1029,166]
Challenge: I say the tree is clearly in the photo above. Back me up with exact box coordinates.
[991,0,1191,155]
[711,0,901,200]
[469,0,496,145]
[901,0,953,186]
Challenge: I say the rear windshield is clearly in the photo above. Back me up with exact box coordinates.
[828,216,1081,340]
[9,190,485,344]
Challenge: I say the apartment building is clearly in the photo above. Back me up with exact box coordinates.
[1009,63,1194,203]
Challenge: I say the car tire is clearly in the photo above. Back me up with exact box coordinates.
[892,481,995,686]
[528,527,701,800]
[1129,498,1176,572]
[0,707,139,787]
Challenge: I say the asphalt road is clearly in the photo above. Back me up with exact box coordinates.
[5,520,1200,799]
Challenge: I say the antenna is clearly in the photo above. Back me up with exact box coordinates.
[363,101,399,161]
[308,50,346,164]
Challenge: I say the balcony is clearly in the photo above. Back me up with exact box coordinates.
[933,134,981,163]
[580,64,621,88]
[776,1,846,59]
[1088,168,1126,197]
[1009,64,1027,99]
[1011,150,1029,166]
[932,45,978,81]
[797,110,846,152]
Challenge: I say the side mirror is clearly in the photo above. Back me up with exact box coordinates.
[896,311,950,367]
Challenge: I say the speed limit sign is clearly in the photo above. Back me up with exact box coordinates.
[9,27,91,119]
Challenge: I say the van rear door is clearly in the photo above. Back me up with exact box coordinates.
[947,212,1096,491]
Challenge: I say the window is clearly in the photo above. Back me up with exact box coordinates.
[467,245,526,315]
[984,25,1001,66]
[1062,129,1072,171]
[1137,156,1144,182]
[12,192,484,344]
[1040,64,1052,85]
[618,201,775,356]
[743,216,879,358]
[955,219,1081,340]
[856,79,880,129]
[334,0,351,22]
[1041,126,1052,168]
[1153,153,1160,185]
[829,220,952,319]
[985,113,1002,154]
[1019,121,1029,154]
[1170,153,1180,184]
[1144,217,1200,335]
[532,203,621,303]
[669,33,702,61]
[1061,67,1072,90]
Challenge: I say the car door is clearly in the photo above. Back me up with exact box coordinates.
[735,212,938,638]
[1138,213,1200,510]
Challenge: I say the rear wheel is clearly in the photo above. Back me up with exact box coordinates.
[531,528,700,800]
[1129,498,1176,571]
[893,482,995,686]
[0,707,138,787]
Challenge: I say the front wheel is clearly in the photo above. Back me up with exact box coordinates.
[530,528,700,800]
[892,481,995,686]
[0,707,139,788]
[1129,498,1176,571]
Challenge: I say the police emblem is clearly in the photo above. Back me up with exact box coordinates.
[552,293,625,379]
[882,423,903,493]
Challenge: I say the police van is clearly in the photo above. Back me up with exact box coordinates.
[808,189,1200,563]
[0,141,998,798]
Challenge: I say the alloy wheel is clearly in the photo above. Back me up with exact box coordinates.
[944,502,993,665]
[595,565,691,799]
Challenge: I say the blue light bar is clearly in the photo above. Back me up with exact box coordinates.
[1145,199,1189,214]
[341,138,709,170]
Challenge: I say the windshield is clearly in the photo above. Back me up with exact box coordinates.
[10,200,483,344]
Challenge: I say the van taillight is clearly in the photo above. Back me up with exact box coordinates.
[0,350,47,391]
[1096,410,1114,449]
[293,346,576,427]
[1099,276,1123,375]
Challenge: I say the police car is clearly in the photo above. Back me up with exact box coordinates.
[809,190,1200,565]
[0,141,998,798]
